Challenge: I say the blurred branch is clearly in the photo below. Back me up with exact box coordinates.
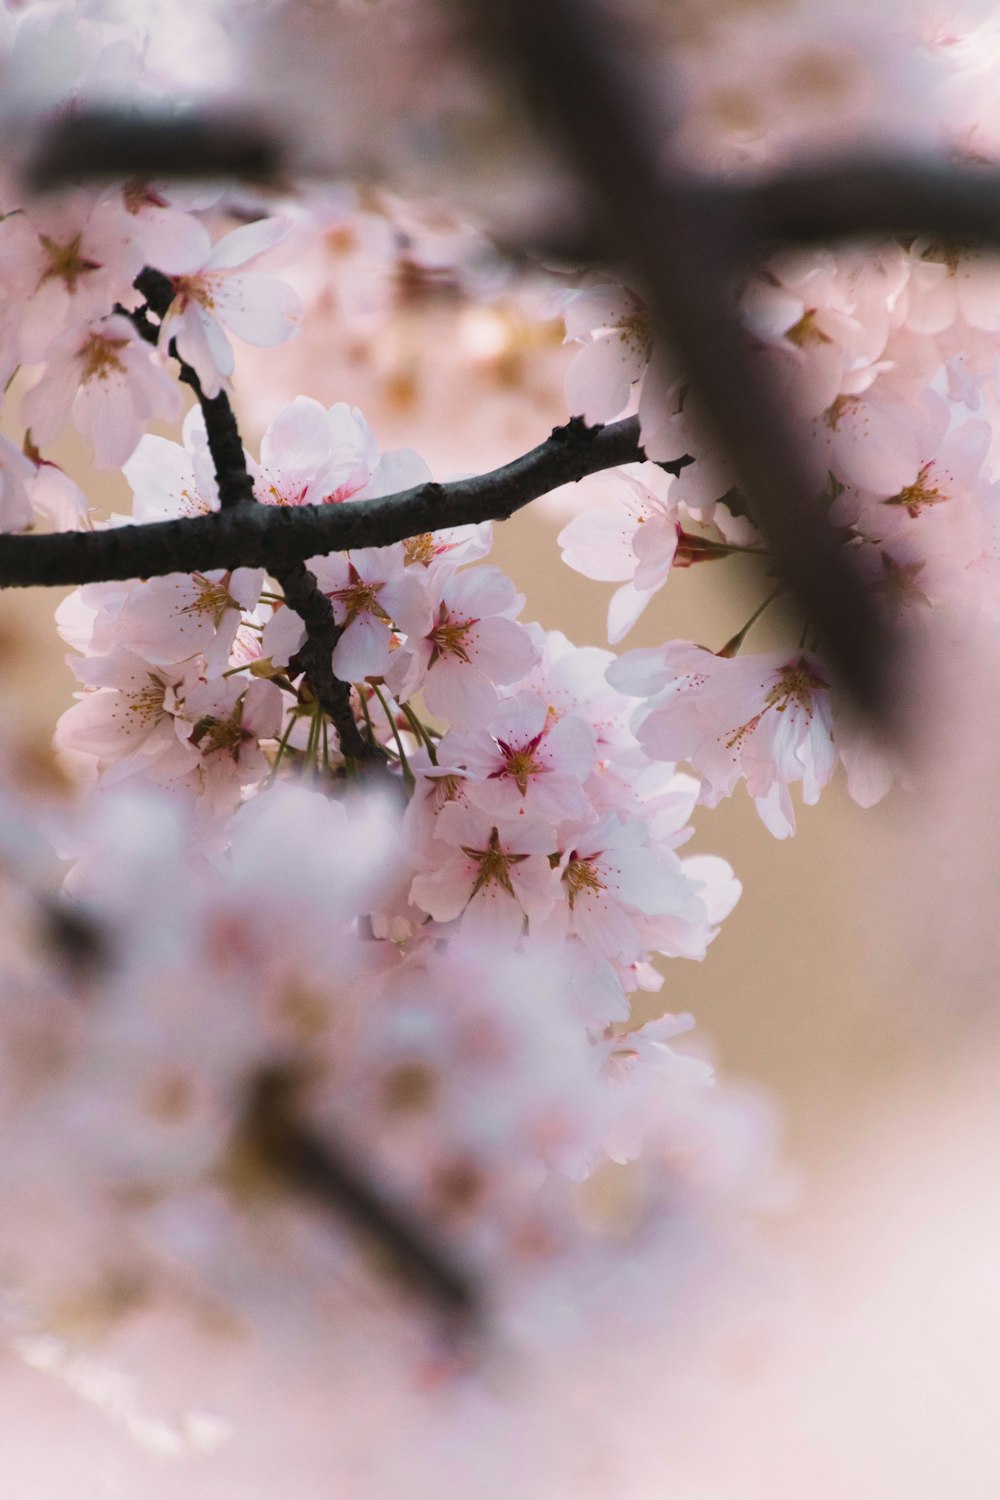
[26,108,281,192]
[242,1068,481,1326]
[739,157,1000,248]
[471,0,896,724]
[0,416,650,588]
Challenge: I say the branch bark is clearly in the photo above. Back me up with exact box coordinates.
[0,417,650,589]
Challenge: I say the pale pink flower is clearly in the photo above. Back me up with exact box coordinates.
[24,455,89,532]
[609,642,840,838]
[124,407,220,520]
[409,803,559,944]
[92,182,212,280]
[305,545,432,682]
[560,283,652,422]
[252,396,376,507]
[158,217,302,397]
[0,194,135,361]
[183,677,283,810]
[545,812,704,964]
[815,389,952,498]
[55,651,200,783]
[21,314,182,468]
[386,565,539,728]
[0,434,36,532]
[439,690,596,826]
[118,568,264,676]
[399,520,493,575]
[559,467,687,642]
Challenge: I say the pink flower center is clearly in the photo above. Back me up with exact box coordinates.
[726,658,825,750]
[182,574,236,627]
[39,233,101,293]
[490,732,545,795]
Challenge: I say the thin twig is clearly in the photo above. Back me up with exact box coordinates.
[133,268,255,510]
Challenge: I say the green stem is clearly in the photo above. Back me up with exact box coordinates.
[718,586,782,657]
[400,702,438,764]
[371,682,413,787]
[266,710,300,785]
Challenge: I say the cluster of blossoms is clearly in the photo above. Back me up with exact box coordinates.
[0,776,779,1495]
[2,0,1000,1494]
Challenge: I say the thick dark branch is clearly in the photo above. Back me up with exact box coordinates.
[276,561,381,763]
[740,157,1000,249]
[27,109,281,192]
[0,417,648,588]
[30,106,1000,254]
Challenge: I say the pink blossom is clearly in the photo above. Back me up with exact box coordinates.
[544,812,704,964]
[559,467,687,641]
[21,314,182,468]
[123,407,220,520]
[158,217,303,397]
[609,642,841,837]
[439,690,596,826]
[386,565,539,727]
[0,194,135,362]
[409,803,559,944]
[55,651,200,784]
[0,434,36,532]
[560,282,652,422]
[183,677,283,811]
[118,568,264,676]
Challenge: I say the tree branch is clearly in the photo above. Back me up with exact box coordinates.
[132,268,255,510]
[242,1067,481,1328]
[277,561,381,763]
[0,417,649,588]
[472,0,898,725]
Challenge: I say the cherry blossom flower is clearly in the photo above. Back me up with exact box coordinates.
[609,642,843,837]
[157,217,303,397]
[439,690,596,826]
[317,547,433,682]
[559,282,653,423]
[545,811,705,964]
[118,568,264,677]
[123,406,220,520]
[183,677,283,811]
[0,434,36,532]
[0,193,135,362]
[21,313,182,468]
[386,564,539,728]
[55,651,200,785]
[409,803,559,944]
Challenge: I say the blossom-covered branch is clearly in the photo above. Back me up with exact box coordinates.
[0,417,650,589]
